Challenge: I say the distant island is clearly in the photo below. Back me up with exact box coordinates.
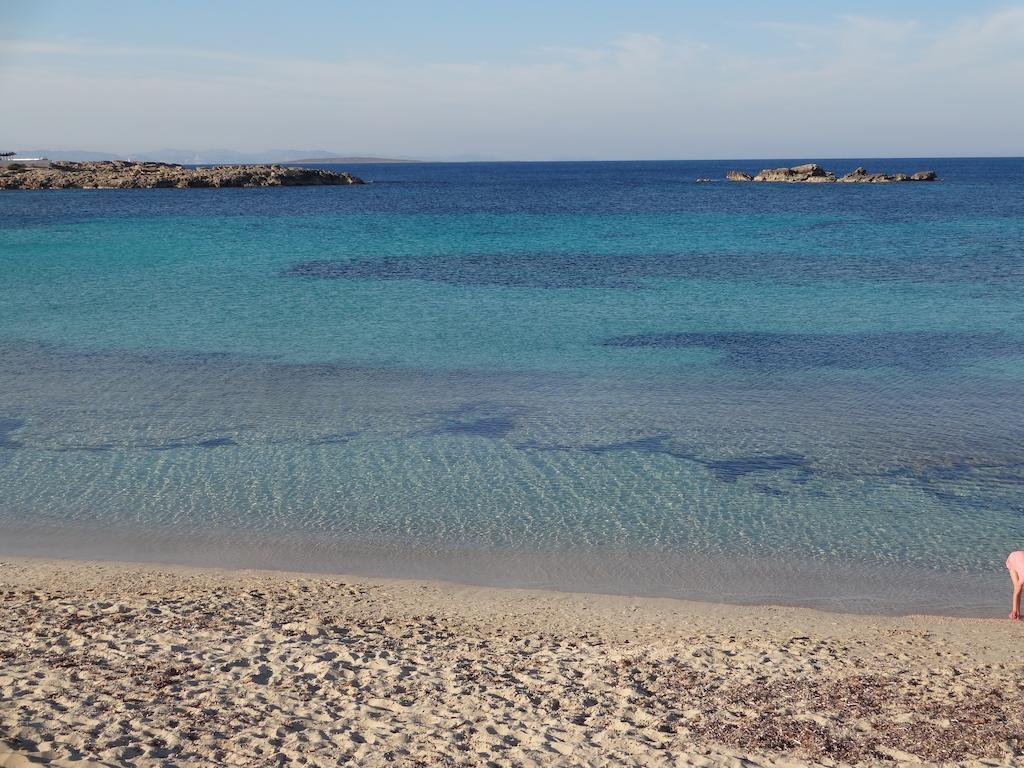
[12,148,428,164]
[0,161,365,190]
[282,156,422,164]
[726,163,937,183]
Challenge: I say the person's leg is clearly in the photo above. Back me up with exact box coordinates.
[1009,569,1021,620]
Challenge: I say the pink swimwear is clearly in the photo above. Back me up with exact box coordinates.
[1007,551,1024,582]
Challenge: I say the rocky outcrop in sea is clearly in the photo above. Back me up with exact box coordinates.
[0,161,365,189]
[726,163,937,183]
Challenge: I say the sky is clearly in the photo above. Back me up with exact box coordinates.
[1,0,1022,160]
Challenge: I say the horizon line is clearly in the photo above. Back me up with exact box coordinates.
[17,152,1024,164]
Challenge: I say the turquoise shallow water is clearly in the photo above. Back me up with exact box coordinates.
[1,159,1022,613]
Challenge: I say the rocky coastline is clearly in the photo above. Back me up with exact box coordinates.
[0,160,365,189]
[726,163,937,183]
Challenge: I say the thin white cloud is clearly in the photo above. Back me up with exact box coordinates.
[1,8,1021,158]
[921,6,1024,69]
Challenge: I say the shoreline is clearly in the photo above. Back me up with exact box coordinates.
[0,160,364,189]
[0,522,1006,618]
[2,555,1022,766]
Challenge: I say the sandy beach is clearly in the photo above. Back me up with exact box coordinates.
[1,557,1021,767]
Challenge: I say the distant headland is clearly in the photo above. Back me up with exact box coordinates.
[0,161,365,190]
[9,148,425,164]
[726,163,937,183]
[282,156,421,164]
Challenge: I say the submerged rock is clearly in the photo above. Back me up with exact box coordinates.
[0,160,365,189]
[726,163,938,183]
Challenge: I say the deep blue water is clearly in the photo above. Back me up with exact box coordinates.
[1,158,1022,613]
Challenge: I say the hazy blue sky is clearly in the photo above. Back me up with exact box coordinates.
[2,1,1021,159]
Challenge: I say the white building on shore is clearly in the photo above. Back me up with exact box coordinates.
[0,151,51,168]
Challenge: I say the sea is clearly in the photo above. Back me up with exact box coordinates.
[1,158,1022,615]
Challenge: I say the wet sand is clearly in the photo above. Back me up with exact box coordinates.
[1,557,1022,766]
